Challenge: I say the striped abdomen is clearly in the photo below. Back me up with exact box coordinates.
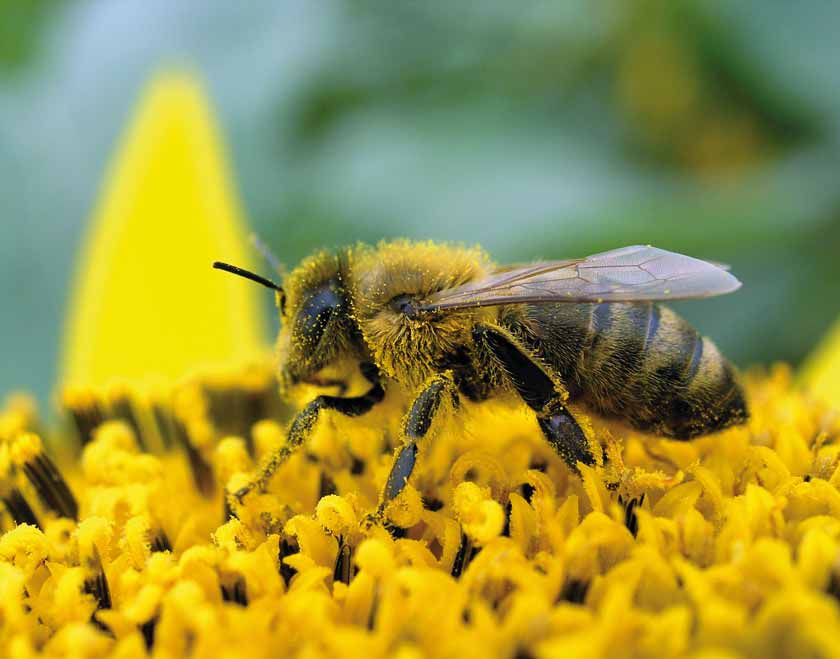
[520,302,748,439]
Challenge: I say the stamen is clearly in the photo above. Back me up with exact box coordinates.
[61,388,106,446]
[318,473,337,499]
[11,433,78,520]
[620,493,645,537]
[828,572,840,602]
[199,366,284,457]
[367,586,379,631]
[83,545,113,633]
[501,500,512,537]
[278,537,298,588]
[350,455,365,475]
[104,384,147,451]
[172,416,216,498]
[223,494,237,522]
[1,486,40,528]
[150,528,172,553]
[386,523,407,540]
[171,385,217,498]
[451,533,479,578]
[558,579,590,604]
[221,578,248,606]
[140,617,158,650]
[333,539,353,585]
[150,400,175,449]
[520,482,536,503]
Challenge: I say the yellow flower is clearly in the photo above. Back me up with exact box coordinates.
[61,71,267,390]
[4,71,840,659]
[801,318,840,408]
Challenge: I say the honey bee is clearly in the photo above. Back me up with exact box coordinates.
[214,241,747,514]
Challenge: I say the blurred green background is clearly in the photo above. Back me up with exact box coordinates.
[2,1,840,406]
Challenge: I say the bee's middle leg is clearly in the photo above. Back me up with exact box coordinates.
[473,324,595,473]
[231,375,385,504]
[375,373,456,520]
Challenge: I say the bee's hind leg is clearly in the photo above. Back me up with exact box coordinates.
[229,367,385,506]
[473,324,595,473]
[373,373,456,522]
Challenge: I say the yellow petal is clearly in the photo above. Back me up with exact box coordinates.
[61,71,267,389]
[801,319,840,407]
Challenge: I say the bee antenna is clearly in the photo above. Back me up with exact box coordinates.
[213,261,284,294]
[249,233,282,272]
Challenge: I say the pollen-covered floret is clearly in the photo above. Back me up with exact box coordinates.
[1,364,840,658]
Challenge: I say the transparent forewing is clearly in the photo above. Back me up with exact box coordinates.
[417,245,741,311]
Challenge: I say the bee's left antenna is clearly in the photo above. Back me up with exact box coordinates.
[249,233,282,272]
[212,261,284,294]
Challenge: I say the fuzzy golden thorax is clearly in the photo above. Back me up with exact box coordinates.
[349,241,496,388]
[275,249,361,393]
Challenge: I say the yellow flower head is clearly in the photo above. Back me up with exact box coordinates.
[61,72,267,390]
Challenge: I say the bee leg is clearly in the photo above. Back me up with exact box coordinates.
[230,380,385,504]
[374,373,455,521]
[473,324,595,473]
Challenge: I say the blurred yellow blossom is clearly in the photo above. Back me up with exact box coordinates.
[61,71,267,390]
[802,318,840,409]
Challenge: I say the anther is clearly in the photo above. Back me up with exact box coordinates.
[61,388,106,446]
[12,433,78,520]
[1,486,40,528]
[140,617,158,650]
[333,539,353,585]
[619,493,645,537]
[221,578,248,606]
[319,473,337,499]
[83,545,112,613]
[150,528,172,553]
[279,537,299,587]
[451,533,479,578]
[104,385,147,451]
[558,578,589,604]
[170,413,216,499]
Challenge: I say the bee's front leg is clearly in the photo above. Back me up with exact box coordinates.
[230,373,385,506]
[372,373,456,523]
[473,324,595,472]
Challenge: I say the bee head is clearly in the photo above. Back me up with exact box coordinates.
[214,252,357,393]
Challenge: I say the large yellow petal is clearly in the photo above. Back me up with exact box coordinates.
[801,319,840,407]
[61,72,267,389]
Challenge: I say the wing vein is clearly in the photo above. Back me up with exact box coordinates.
[417,245,741,312]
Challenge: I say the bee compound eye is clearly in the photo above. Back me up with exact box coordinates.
[296,283,342,346]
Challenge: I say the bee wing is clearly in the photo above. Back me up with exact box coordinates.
[417,245,741,311]
[493,258,732,273]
